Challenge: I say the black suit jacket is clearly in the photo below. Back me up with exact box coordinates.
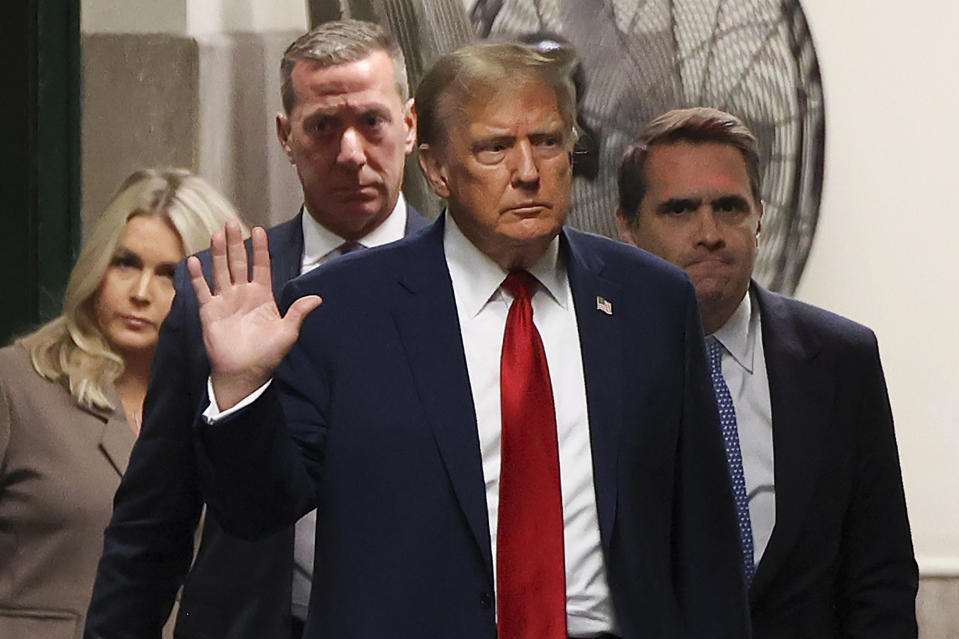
[194,219,750,639]
[85,208,429,639]
[749,285,917,638]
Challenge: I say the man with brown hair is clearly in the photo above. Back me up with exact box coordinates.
[86,20,427,639]
[188,44,749,638]
[617,106,918,638]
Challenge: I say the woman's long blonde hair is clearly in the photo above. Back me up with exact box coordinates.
[22,168,247,411]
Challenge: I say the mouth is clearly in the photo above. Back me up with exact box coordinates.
[686,253,732,267]
[507,203,550,216]
[120,315,154,329]
[334,189,379,203]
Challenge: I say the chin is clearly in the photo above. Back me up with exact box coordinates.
[692,280,729,305]
[505,216,562,241]
[347,201,391,227]
[108,335,158,358]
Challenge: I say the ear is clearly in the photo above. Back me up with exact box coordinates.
[417,143,451,199]
[275,112,294,163]
[755,199,764,240]
[615,209,638,246]
[403,98,417,156]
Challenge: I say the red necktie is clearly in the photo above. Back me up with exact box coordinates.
[497,271,567,639]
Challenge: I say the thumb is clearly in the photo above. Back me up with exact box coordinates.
[282,295,323,333]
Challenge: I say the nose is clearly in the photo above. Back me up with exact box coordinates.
[696,208,724,249]
[510,140,540,188]
[336,128,366,169]
[130,272,153,305]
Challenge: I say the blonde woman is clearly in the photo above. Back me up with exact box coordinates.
[0,168,246,638]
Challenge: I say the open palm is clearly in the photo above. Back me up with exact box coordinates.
[189,222,321,410]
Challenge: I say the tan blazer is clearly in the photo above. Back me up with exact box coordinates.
[0,343,135,639]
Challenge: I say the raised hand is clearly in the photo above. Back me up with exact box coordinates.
[188,221,322,410]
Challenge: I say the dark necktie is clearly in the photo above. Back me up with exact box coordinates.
[497,271,566,639]
[706,336,756,588]
[338,240,364,255]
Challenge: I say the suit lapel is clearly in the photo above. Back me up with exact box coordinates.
[751,286,833,598]
[99,410,136,476]
[389,219,493,575]
[563,230,623,549]
[266,212,306,292]
[77,394,136,477]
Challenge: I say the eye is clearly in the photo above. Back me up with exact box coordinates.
[310,117,335,135]
[156,264,177,281]
[664,201,693,216]
[110,254,140,270]
[715,200,736,213]
[474,140,509,165]
[712,197,751,218]
[362,113,387,129]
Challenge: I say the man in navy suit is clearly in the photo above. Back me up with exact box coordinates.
[85,20,427,639]
[188,43,749,639]
[616,106,918,638]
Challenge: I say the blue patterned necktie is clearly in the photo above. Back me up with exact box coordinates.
[705,336,756,588]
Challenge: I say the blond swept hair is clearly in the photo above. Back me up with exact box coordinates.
[22,168,247,411]
[415,40,580,152]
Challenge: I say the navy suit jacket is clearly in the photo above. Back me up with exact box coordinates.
[195,218,751,639]
[749,285,917,638]
[85,208,429,639]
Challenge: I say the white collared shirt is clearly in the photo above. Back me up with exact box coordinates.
[709,291,776,564]
[299,193,407,272]
[444,214,617,635]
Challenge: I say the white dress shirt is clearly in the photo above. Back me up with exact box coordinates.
[444,215,616,636]
[299,194,407,272]
[709,290,776,564]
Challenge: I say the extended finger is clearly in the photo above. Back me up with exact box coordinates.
[283,295,323,335]
[187,255,213,305]
[210,229,229,294]
[250,226,272,287]
[226,221,248,286]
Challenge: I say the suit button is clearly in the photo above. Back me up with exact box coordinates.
[480,592,492,608]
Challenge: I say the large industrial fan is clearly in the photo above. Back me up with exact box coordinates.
[312,0,824,293]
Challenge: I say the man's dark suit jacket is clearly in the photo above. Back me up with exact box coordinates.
[194,217,751,639]
[749,285,917,638]
[85,208,429,639]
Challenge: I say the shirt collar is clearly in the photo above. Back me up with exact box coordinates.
[300,193,407,271]
[443,211,566,319]
[709,289,760,373]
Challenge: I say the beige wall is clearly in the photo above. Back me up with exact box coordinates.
[795,0,959,577]
[82,0,307,34]
[81,31,307,232]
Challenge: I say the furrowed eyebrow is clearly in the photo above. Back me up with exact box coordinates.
[656,198,700,214]
[112,247,141,263]
[359,106,391,120]
[712,195,751,210]
[472,135,514,149]
[156,262,178,276]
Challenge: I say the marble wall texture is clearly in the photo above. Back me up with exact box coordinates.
[82,31,304,232]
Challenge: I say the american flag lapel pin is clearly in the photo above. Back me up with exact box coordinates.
[596,296,613,316]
